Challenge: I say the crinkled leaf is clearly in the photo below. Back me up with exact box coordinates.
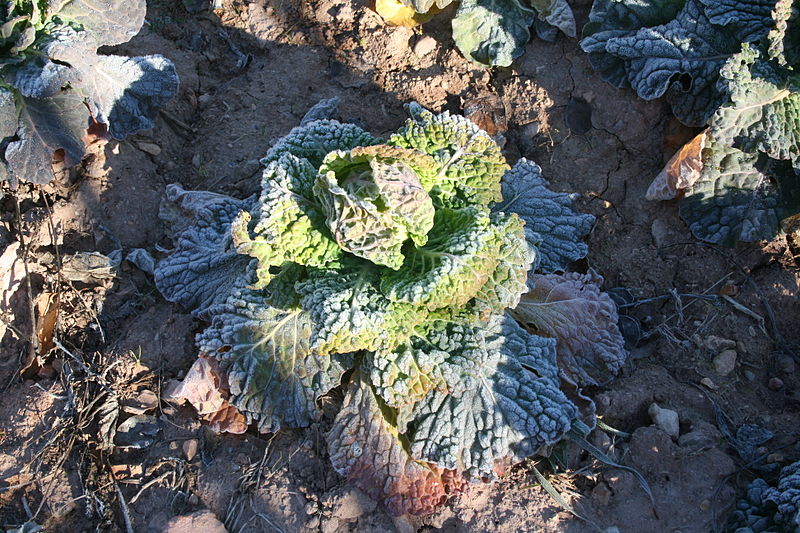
[409,314,577,480]
[232,154,341,286]
[5,91,87,184]
[493,159,594,275]
[582,0,777,126]
[472,212,534,316]
[198,288,351,433]
[712,46,800,162]
[296,267,426,355]
[602,0,744,126]
[580,0,686,89]
[364,339,447,408]
[380,207,502,310]
[0,88,17,140]
[679,141,800,244]
[698,0,777,42]
[530,0,576,37]
[54,0,147,46]
[154,184,256,319]
[510,272,627,387]
[315,145,436,270]
[767,0,800,66]
[327,375,464,516]
[390,110,507,208]
[450,0,535,67]
[261,119,380,169]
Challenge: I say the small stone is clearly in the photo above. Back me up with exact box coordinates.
[198,93,213,107]
[700,377,717,389]
[192,153,202,167]
[183,439,199,462]
[713,349,737,376]
[137,142,162,156]
[413,35,437,57]
[744,370,756,381]
[778,355,796,374]
[648,403,680,439]
[768,377,785,390]
[650,219,670,248]
[163,510,227,533]
[767,452,785,464]
[699,499,711,511]
[705,335,736,351]
[122,389,159,415]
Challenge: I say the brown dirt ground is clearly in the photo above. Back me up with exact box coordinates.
[1,0,798,532]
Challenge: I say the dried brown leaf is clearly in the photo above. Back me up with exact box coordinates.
[35,291,58,355]
[169,355,248,434]
[327,376,465,516]
[646,131,706,201]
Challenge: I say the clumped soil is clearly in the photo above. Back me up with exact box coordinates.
[0,0,798,532]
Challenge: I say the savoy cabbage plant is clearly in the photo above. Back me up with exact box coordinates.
[154,101,626,515]
[583,0,800,246]
[0,0,179,185]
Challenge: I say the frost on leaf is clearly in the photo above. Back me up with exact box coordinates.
[5,92,88,185]
[57,0,148,46]
[296,267,426,355]
[680,141,800,245]
[494,159,594,275]
[0,0,178,184]
[390,110,507,207]
[260,119,380,169]
[315,145,436,270]
[364,339,447,408]
[472,212,534,316]
[409,315,577,480]
[380,207,502,310]
[232,154,341,286]
[581,0,776,126]
[580,0,687,89]
[712,46,800,162]
[450,0,535,68]
[197,288,351,433]
[766,0,800,66]
[154,185,255,319]
[511,272,627,387]
[327,375,465,516]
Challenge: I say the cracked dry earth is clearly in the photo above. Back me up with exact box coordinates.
[0,0,798,532]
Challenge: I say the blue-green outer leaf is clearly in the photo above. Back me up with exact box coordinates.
[198,288,352,433]
[409,314,577,480]
[493,159,594,275]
